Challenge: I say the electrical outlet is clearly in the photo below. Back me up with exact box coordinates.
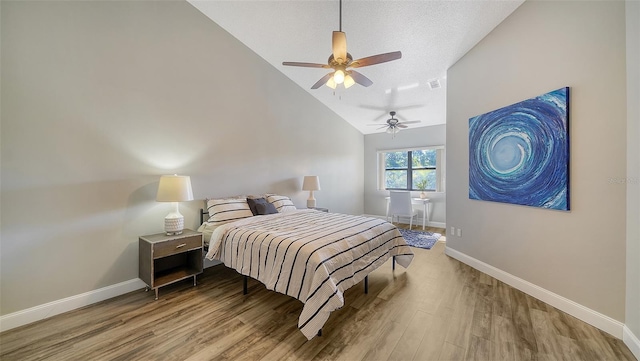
[457,228,461,237]
[450,226,455,235]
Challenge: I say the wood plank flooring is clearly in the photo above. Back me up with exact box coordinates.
[1,226,636,361]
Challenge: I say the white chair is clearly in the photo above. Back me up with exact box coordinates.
[387,191,419,229]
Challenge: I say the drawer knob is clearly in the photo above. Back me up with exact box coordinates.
[176,243,187,249]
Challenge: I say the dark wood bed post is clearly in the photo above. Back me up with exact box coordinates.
[364,276,368,294]
[392,256,396,270]
[243,275,248,295]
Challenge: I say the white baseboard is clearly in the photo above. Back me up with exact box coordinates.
[426,221,446,229]
[444,246,625,339]
[362,214,446,229]
[3,247,633,358]
[0,278,146,333]
[624,325,640,360]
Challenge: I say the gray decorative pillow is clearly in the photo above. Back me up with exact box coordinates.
[255,202,278,215]
[247,197,269,216]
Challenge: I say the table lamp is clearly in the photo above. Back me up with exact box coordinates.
[302,175,321,208]
[156,174,194,235]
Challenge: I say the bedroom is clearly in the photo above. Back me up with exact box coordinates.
[1,0,638,360]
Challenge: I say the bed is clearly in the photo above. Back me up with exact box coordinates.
[199,194,414,340]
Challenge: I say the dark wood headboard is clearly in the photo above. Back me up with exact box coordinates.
[200,208,208,225]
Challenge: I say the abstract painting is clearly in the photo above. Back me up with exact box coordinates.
[469,87,570,211]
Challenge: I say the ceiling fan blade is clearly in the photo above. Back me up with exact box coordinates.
[283,62,331,69]
[359,104,387,111]
[359,107,390,121]
[349,70,373,87]
[395,111,423,121]
[401,120,421,125]
[372,112,389,122]
[311,73,334,89]
[397,124,408,128]
[350,51,402,68]
[332,31,348,64]
[376,125,389,130]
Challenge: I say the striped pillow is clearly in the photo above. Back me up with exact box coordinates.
[206,197,253,225]
[265,194,297,213]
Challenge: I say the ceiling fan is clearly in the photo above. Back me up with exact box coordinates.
[369,111,421,137]
[282,0,402,90]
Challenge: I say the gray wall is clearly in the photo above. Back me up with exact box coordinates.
[0,1,363,315]
[363,125,446,226]
[626,0,640,345]
[446,0,627,323]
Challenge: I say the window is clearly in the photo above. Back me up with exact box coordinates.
[378,146,445,192]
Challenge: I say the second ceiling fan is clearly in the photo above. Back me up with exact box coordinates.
[369,111,421,137]
[282,0,402,90]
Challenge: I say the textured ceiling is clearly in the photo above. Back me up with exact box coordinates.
[188,0,524,134]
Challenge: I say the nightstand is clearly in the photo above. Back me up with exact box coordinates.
[309,207,329,212]
[139,229,203,300]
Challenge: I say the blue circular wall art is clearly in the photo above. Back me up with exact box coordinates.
[469,87,570,211]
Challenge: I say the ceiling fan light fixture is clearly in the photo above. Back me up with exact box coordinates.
[344,74,355,88]
[333,69,345,84]
[282,0,402,90]
[326,77,337,89]
[386,126,399,134]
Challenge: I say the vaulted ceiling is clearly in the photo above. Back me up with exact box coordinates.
[188,0,524,134]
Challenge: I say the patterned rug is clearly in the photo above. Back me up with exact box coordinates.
[398,228,442,249]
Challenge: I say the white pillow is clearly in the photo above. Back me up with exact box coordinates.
[265,194,297,213]
[197,222,221,247]
[206,197,253,225]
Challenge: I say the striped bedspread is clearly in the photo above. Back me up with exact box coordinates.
[204,209,414,340]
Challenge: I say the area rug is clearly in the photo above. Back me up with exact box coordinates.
[398,228,442,250]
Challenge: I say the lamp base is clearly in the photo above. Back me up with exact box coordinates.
[306,198,316,208]
[164,214,184,235]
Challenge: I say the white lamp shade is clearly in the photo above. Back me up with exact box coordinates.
[343,74,355,89]
[386,126,400,134]
[333,70,345,84]
[302,176,321,191]
[156,175,194,202]
[326,77,337,89]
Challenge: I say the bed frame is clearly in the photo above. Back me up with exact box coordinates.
[200,208,400,336]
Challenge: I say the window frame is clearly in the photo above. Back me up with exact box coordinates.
[378,146,445,192]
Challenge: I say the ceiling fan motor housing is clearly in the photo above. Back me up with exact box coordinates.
[328,53,353,66]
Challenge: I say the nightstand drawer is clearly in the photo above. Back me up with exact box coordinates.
[153,235,202,259]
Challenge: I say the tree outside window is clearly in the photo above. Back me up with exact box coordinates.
[384,149,438,191]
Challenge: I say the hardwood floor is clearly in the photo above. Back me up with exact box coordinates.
[1,227,635,361]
